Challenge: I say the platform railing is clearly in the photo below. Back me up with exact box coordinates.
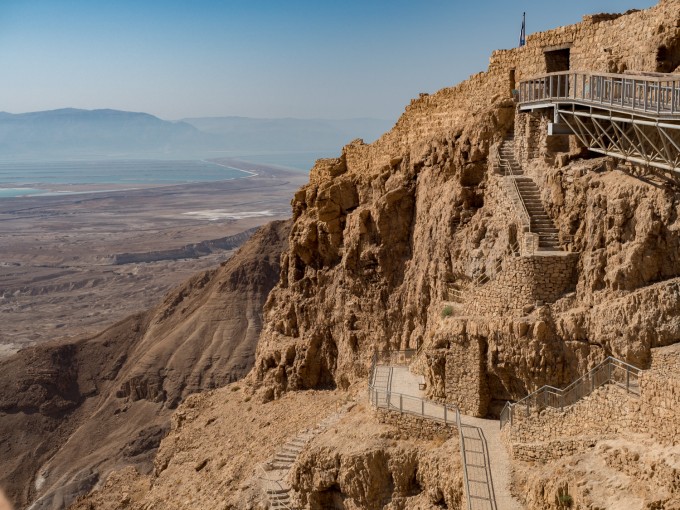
[518,71,680,116]
[500,356,643,429]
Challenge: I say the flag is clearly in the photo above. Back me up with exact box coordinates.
[519,12,526,47]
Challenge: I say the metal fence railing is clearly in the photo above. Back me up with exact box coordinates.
[368,350,498,510]
[500,356,643,429]
[458,416,498,510]
[518,71,680,116]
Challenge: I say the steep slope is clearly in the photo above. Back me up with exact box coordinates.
[0,220,290,510]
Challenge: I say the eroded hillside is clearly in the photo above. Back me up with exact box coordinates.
[0,220,290,510]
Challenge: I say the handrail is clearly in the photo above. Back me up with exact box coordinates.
[456,410,473,510]
[521,69,680,84]
[370,351,497,510]
[500,356,643,429]
[518,71,680,116]
[368,384,460,425]
[257,464,293,510]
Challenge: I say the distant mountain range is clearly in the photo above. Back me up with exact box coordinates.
[0,109,393,161]
[182,116,393,152]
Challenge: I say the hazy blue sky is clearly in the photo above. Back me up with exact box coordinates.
[1,1,656,120]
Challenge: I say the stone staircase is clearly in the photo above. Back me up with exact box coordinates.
[500,136,562,251]
[258,403,354,509]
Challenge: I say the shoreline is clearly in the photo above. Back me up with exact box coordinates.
[0,157,305,199]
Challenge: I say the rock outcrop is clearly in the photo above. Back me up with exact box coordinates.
[0,220,290,510]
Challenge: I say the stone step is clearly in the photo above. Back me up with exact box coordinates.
[275,453,297,461]
[270,492,291,499]
[271,462,294,470]
[267,488,290,495]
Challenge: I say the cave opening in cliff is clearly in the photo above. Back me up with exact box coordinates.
[311,483,345,509]
[656,43,680,73]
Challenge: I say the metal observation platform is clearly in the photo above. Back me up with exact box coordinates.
[518,71,680,173]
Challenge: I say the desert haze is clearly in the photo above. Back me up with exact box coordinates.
[3,1,680,510]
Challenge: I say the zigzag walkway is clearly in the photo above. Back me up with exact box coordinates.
[500,356,642,429]
[257,402,354,509]
[371,365,522,510]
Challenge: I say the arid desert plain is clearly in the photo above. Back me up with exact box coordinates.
[0,160,306,358]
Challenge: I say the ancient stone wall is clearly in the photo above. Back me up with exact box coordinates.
[489,2,680,84]
[465,253,578,317]
[444,338,489,416]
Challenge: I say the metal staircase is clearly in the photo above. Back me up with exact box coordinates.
[499,136,562,251]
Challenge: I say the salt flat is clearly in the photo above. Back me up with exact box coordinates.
[0,159,307,355]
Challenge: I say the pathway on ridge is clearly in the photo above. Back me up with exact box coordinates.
[389,367,524,510]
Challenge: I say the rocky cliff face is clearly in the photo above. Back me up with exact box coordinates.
[0,220,290,510]
[252,2,680,418]
[12,2,680,509]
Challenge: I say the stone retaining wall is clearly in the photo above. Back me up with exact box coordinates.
[445,339,489,417]
[375,408,457,440]
[465,253,578,317]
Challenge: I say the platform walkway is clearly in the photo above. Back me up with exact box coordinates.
[381,367,523,510]
[518,71,680,173]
